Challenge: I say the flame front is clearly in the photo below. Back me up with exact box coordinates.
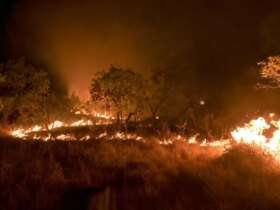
[231,115,280,160]
[10,110,115,140]
[9,111,280,162]
[231,117,269,144]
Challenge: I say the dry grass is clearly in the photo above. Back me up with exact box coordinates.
[0,138,280,210]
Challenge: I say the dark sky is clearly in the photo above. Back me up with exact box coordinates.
[1,0,280,114]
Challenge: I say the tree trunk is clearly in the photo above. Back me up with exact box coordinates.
[125,112,133,124]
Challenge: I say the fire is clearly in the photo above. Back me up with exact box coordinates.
[158,134,230,151]
[11,129,27,138]
[11,118,95,140]
[92,112,115,120]
[9,109,280,161]
[231,117,269,144]
[96,131,144,142]
[10,109,117,140]
[231,115,280,160]
[56,134,76,141]
[48,120,64,129]
[71,119,93,127]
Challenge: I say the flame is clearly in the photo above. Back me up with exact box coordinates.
[231,115,280,160]
[9,109,280,162]
[56,134,76,141]
[92,112,115,120]
[49,120,64,129]
[11,129,27,138]
[71,119,93,126]
[10,109,116,140]
[10,119,95,140]
[231,117,269,144]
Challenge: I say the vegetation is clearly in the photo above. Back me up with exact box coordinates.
[90,65,148,122]
[0,58,231,136]
[258,55,280,88]
[89,66,191,122]
[0,58,72,128]
[145,67,178,120]
[0,138,280,210]
[1,57,280,210]
[0,58,49,125]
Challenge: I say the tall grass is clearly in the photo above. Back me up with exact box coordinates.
[0,138,280,210]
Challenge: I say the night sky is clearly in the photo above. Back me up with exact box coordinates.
[1,0,280,115]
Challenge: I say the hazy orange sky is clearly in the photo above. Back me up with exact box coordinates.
[4,0,280,111]
[6,0,195,99]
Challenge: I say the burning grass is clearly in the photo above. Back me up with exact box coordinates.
[4,113,280,209]
[1,138,280,210]
[9,113,280,162]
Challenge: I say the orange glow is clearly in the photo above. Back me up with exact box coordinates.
[10,111,280,161]
[231,114,280,160]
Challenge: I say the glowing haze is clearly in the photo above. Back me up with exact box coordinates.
[4,0,280,110]
[7,0,193,99]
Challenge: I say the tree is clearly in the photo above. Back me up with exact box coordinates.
[146,67,181,120]
[258,55,280,88]
[0,58,51,126]
[90,66,147,122]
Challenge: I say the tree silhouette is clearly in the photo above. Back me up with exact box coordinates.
[90,65,147,122]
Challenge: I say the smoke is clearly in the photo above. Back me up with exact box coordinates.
[260,13,280,55]
[6,0,195,99]
[5,0,280,119]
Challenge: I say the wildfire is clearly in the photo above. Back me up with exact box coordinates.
[92,112,115,120]
[9,110,280,161]
[11,119,96,140]
[231,117,269,145]
[9,109,118,140]
[158,134,231,151]
[15,119,95,135]
[231,115,280,160]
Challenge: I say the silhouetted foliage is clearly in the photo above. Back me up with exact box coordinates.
[0,58,71,127]
[0,58,50,125]
[90,66,147,122]
[146,68,178,120]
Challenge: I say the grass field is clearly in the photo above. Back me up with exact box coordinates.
[1,137,280,210]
